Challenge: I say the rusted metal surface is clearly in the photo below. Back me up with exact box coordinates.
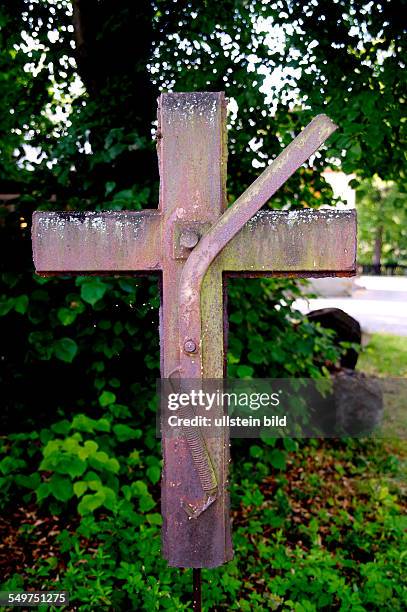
[172,221,211,260]
[32,211,161,273]
[220,209,357,273]
[31,91,357,571]
[158,92,232,568]
[178,114,338,381]
[32,208,356,277]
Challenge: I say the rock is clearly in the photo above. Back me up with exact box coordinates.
[333,369,383,435]
[307,307,361,369]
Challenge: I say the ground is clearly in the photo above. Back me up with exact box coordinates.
[1,333,406,610]
[295,276,407,336]
[358,333,407,377]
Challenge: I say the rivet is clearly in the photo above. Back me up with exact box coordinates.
[184,339,197,354]
[180,230,199,249]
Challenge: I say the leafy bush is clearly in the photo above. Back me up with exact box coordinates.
[1,431,406,610]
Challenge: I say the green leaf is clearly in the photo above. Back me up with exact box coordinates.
[105,181,116,196]
[90,450,109,464]
[248,351,263,364]
[146,513,162,526]
[57,307,77,326]
[0,298,14,316]
[112,188,133,200]
[101,486,116,510]
[249,445,263,459]
[36,482,50,502]
[76,485,115,512]
[139,493,156,512]
[94,419,110,431]
[89,452,120,473]
[131,479,156,511]
[72,414,111,433]
[80,279,107,305]
[51,420,71,435]
[107,143,127,161]
[49,474,73,501]
[236,365,254,378]
[61,436,81,452]
[283,438,298,452]
[113,424,141,442]
[73,480,88,497]
[78,492,105,514]
[15,473,41,490]
[228,353,240,365]
[72,414,95,433]
[113,321,123,335]
[132,480,148,496]
[146,466,161,485]
[260,434,276,447]
[349,142,362,160]
[269,449,286,470]
[53,338,78,363]
[57,455,87,478]
[99,390,116,407]
[118,279,136,293]
[98,319,111,330]
[83,440,99,455]
[14,295,28,314]
[87,479,102,491]
[106,458,120,473]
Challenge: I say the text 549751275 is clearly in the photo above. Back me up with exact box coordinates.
[0,592,69,607]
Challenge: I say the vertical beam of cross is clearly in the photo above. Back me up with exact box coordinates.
[157,93,232,567]
[32,93,233,568]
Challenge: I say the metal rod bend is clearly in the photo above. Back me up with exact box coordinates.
[178,114,338,378]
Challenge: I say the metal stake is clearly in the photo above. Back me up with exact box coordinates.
[193,568,201,612]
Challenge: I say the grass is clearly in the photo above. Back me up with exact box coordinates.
[358,334,406,538]
[357,333,407,439]
[358,333,407,377]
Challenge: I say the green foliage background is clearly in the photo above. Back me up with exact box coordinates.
[356,177,407,266]
[0,1,406,610]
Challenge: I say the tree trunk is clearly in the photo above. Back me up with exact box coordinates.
[70,0,158,196]
[373,225,383,275]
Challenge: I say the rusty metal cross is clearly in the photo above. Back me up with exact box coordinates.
[32,92,356,570]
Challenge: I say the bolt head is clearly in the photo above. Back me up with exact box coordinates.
[184,339,197,354]
[180,230,199,249]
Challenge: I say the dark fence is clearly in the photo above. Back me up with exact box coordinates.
[359,264,407,276]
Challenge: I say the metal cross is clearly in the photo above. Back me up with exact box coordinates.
[32,92,356,570]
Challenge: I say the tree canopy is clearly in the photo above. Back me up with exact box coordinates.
[1,0,405,199]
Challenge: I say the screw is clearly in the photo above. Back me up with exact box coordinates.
[184,339,197,354]
[180,230,200,250]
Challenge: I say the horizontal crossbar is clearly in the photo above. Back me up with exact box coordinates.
[32,210,162,273]
[219,209,356,275]
[32,208,356,276]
